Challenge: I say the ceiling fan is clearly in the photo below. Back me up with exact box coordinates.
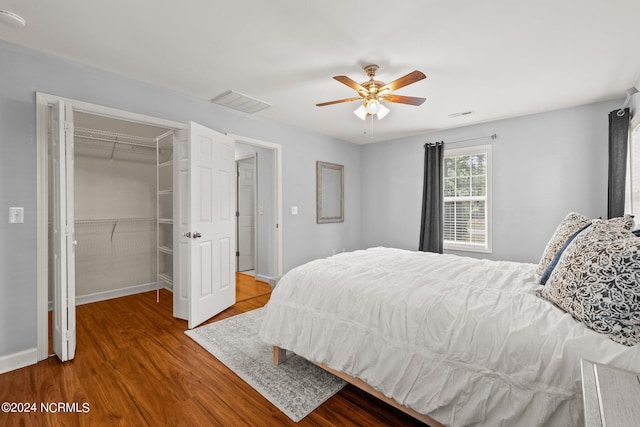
[317,64,426,120]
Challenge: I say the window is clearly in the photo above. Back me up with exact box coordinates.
[626,120,640,228]
[443,145,492,252]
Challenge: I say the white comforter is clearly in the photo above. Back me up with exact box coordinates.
[259,247,640,426]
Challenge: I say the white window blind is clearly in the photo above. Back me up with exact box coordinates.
[443,145,492,252]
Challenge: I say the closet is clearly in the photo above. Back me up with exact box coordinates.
[52,112,174,305]
[42,95,247,362]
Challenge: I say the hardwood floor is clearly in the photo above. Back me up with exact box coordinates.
[1,277,426,427]
[236,272,271,302]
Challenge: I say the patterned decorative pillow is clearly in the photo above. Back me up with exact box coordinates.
[539,221,640,346]
[606,214,636,231]
[539,224,590,285]
[536,212,591,275]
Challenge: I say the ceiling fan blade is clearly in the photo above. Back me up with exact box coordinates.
[380,94,426,106]
[316,97,363,107]
[378,70,426,93]
[333,76,368,95]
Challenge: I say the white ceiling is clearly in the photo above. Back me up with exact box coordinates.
[1,0,639,144]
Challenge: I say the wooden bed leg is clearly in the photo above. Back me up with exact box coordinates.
[273,346,287,365]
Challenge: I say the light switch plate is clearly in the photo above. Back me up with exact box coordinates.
[291,206,298,215]
[9,207,24,223]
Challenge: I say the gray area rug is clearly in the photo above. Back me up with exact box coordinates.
[185,308,346,422]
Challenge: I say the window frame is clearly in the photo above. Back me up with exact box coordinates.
[443,144,493,253]
[626,115,640,228]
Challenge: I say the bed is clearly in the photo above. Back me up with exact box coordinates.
[259,217,640,426]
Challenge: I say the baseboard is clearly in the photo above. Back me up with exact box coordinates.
[48,282,164,309]
[0,348,37,374]
[76,282,162,306]
[256,275,279,288]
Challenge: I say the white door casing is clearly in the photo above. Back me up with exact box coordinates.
[51,100,76,361]
[186,122,236,329]
[237,156,256,272]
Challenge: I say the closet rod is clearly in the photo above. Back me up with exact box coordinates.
[75,134,157,150]
[75,217,157,224]
[75,126,157,143]
[76,217,156,242]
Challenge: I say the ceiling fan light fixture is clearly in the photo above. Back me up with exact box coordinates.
[354,105,368,120]
[366,99,381,114]
[318,64,426,122]
[377,104,390,120]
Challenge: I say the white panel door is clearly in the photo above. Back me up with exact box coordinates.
[237,157,255,272]
[51,100,76,361]
[187,122,236,329]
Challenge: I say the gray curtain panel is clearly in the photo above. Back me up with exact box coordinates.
[419,142,444,253]
[608,108,630,219]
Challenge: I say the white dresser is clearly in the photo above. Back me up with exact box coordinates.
[581,359,640,427]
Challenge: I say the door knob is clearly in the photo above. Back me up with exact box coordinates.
[193,232,202,239]
[183,232,191,238]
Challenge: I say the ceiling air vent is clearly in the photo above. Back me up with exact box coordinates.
[448,111,474,118]
[210,90,271,114]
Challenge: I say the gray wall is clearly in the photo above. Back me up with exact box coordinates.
[0,40,361,359]
[360,99,623,263]
[0,97,36,357]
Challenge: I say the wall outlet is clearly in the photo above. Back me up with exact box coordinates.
[9,207,24,223]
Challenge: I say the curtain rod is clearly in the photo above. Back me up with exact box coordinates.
[617,89,638,116]
[428,133,498,145]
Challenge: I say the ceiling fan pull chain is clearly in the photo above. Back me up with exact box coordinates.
[370,115,375,140]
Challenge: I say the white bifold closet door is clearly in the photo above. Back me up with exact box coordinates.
[51,100,76,362]
[175,122,236,329]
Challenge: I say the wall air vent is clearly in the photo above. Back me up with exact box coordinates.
[210,90,271,114]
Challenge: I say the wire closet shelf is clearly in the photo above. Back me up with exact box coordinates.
[74,127,158,149]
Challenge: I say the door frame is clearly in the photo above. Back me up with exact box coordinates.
[36,93,283,361]
[228,134,283,283]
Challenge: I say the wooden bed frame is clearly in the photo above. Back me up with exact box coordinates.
[273,346,444,427]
